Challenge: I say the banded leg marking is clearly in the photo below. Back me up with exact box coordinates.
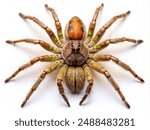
[19,13,62,48]
[89,11,131,47]
[87,60,130,108]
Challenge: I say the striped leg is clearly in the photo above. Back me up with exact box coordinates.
[87,60,130,109]
[89,37,143,53]
[21,60,64,107]
[92,54,144,82]
[19,13,62,48]
[45,4,64,45]
[57,64,70,107]
[6,39,61,54]
[80,64,93,105]
[84,3,104,45]
[5,55,61,83]
[89,11,131,47]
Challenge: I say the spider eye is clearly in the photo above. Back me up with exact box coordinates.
[72,48,75,51]
[76,48,80,51]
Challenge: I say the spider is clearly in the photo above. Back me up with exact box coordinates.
[5,3,144,109]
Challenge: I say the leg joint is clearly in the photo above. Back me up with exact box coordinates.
[110,56,119,63]
[105,40,110,45]
[40,71,47,78]
[91,21,96,27]
[104,71,111,78]
[57,79,62,86]
[46,27,54,36]
[88,79,93,86]
[30,57,40,64]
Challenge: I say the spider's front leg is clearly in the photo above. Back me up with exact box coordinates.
[57,64,70,107]
[19,13,62,48]
[45,4,64,44]
[5,54,61,83]
[89,11,131,47]
[21,60,64,107]
[87,60,130,109]
[6,39,61,54]
[84,3,104,45]
[89,37,143,53]
[92,54,144,82]
[80,64,93,105]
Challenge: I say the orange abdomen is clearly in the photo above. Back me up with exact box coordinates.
[65,16,85,40]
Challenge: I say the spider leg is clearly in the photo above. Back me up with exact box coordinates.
[57,64,70,107]
[21,60,64,107]
[89,37,143,53]
[6,39,61,54]
[87,59,130,109]
[45,4,64,45]
[92,54,144,82]
[79,64,93,105]
[84,3,104,45]
[89,11,131,47]
[5,55,61,83]
[19,13,62,48]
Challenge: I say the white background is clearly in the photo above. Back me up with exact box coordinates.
[0,0,150,130]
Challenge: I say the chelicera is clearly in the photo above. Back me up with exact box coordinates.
[5,4,144,108]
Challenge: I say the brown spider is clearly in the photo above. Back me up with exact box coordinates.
[5,4,144,108]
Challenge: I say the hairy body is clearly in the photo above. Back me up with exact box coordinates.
[5,3,144,108]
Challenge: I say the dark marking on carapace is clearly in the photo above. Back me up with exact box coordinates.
[70,40,81,52]
[67,16,85,40]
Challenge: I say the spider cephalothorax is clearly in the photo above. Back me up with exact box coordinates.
[5,4,144,108]
[62,40,89,66]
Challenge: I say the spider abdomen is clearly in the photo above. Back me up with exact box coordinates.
[65,16,86,40]
[65,66,85,93]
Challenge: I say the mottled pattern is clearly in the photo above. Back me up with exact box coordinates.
[65,16,85,40]
[65,67,85,93]
[61,40,89,66]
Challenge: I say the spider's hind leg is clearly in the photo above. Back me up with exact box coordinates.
[87,60,130,109]
[21,60,64,107]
